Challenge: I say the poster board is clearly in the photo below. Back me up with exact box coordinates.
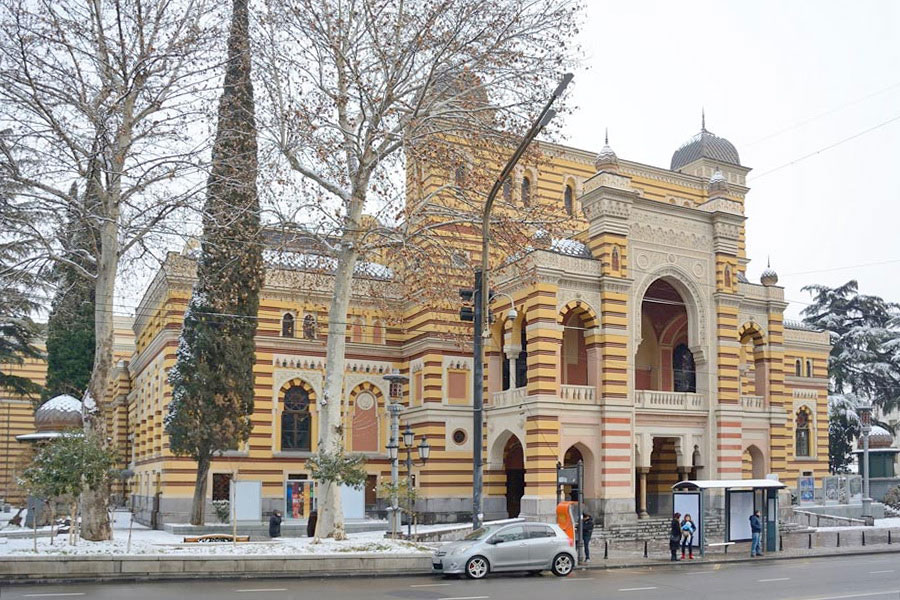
[340,484,366,519]
[848,475,863,503]
[727,490,754,542]
[823,476,840,504]
[231,480,262,522]
[798,476,815,505]
[673,492,702,548]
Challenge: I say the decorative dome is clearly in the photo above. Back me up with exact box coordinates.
[760,258,778,287]
[594,128,619,172]
[709,169,729,195]
[867,424,894,449]
[671,113,740,171]
[34,394,83,432]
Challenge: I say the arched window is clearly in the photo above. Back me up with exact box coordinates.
[795,407,811,457]
[503,176,512,202]
[350,317,363,343]
[795,359,802,377]
[564,184,574,216]
[454,164,467,188]
[351,392,378,452]
[806,360,813,377]
[515,320,528,388]
[673,344,696,392]
[611,246,620,272]
[724,265,732,288]
[281,386,311,451]
[281,313,295,338]
[520,176,531,206]
[372,320,384,345]
[302,314,317,340]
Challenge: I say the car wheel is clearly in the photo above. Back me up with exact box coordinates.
[465,556,489,579]
[551,553,574,577]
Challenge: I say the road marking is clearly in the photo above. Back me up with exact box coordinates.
[869,570,895,574]
[561,577,594,581]
[759,577,790,582]
[410,584,452,588]
[802,591,900,600]
[235,589,288,593]
[23,595,86,598]
[438,596,490,600]
[618,587,658,592]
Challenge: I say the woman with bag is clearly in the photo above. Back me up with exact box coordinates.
[669,512,682,561]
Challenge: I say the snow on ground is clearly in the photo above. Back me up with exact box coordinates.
[0,509,432,557]
[815,517,900,532]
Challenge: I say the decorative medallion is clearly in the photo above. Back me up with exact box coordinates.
[636,253,650,269]
[667,253,677,264]
[356,393,375,411]
[692,262,704,278]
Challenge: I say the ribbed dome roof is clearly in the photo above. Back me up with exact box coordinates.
[34,394,83,431]
[867,424,894,448]
[671,121,740,171]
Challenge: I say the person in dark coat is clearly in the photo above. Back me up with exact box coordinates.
[306,510,318,537]
[669,512,682,561]
[581,513,595,562]
[749,510,763,557]
[269,510,282,538]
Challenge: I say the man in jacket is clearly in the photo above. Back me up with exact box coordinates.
[581,513,595,562]
[269,510,283,538]
[749,510,763,557]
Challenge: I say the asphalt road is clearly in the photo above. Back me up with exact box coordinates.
[2,554,899,600]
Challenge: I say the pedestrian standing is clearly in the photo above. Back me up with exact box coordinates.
[749,510,763,557]
[306,510,318,538]
[581,513,595,563]
[669,512,682,561]
[680,514,696,559]
[269,510,283,538]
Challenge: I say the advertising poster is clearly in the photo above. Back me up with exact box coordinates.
[798,476,815,504]
[673,492,702,548]
[727,490,754,542]
[849,475,863,503]
[824,476,839,504]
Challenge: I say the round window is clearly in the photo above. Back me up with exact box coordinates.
[452,429,467,445]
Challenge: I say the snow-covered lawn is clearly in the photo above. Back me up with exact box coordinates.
[815,517,900,532]
[0,510,433,557]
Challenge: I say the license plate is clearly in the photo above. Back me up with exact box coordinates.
[432,562,443,570]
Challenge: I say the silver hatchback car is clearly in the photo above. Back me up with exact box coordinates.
[432,523,576,579]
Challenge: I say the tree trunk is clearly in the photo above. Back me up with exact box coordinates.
[314,242,359,540]
[191,455,211,526]
[80,220,118,541]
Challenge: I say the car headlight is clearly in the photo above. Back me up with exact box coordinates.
[451,544,474,555]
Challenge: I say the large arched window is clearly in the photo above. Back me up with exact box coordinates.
[372,320,384,345]
[806,360,813,377]
[303,314,317,340]
[564,184,574,216]
[281,313,295,338]
[795,407,811,457]
[520,176,531,206]
[795,359,802,377]
[673,344,696,392]
[282,387,311,451]
[515,321,528,388]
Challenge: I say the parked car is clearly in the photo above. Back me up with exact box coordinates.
[432,522,576,579]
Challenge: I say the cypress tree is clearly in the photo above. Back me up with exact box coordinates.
[43,182,99,402]
[165,0,263,525]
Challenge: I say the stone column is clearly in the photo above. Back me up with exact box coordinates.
[637,467,650,519]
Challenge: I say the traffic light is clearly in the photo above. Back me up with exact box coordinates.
[459,288,475,321]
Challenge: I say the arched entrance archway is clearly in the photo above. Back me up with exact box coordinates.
[742,445,765,479]
[503,436,525,518]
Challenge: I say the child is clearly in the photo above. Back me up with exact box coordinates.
[680,513,696,559]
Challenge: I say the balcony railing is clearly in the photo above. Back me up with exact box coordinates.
[634,390,706,411]
[491,386,526,408]
[560,384,596,404]
[741,395,766,411]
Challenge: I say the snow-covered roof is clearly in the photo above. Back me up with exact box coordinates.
[40,394,82,413]
[549,238,592,258]
[673,479,786,491]
[262,250,394,280]
[784,319,819,332]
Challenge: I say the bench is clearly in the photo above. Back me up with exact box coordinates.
[183,534,250,543]
[707,541,735,554]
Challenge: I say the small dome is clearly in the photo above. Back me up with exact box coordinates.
[34,394,83,432]
[594,129,619,172]
[760,258,778,287]
[867,424,894,449]
[709,169,729,195]
[671,114,740,170]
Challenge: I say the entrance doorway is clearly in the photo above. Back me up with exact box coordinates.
[504,436,525,518]
[563,446,583,501]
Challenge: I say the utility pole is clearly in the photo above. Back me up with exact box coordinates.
[464,73,572,530]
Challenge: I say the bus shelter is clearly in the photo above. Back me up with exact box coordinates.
[672,479,786,556]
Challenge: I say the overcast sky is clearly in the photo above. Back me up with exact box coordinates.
[563,0,900,318]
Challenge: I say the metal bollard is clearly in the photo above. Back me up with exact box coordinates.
[862,531,865,546]
[889,530,892,545]
[643,540,648,558]
[808,533,812,549]
[779,535,783,552]
[836,532,840,547]
[604,540,608,560]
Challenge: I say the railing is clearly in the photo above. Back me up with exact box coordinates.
[634,390,706,411]
[560,384,596,404]
[741,395,766,411]
[491,386,526,408]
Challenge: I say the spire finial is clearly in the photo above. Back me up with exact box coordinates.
[767,255,771,268]
[604,127,609,145]
[701,107,706,132]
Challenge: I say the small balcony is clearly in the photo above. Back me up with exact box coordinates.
[741,395,766,411]
[560,384,596,404]
[635,390,706,412]
[491,386,526,408]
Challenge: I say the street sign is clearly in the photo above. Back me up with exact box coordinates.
[557,467,579,485]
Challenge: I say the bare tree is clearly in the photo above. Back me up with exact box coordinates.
[0,0,222,540]
[257,0,581,539]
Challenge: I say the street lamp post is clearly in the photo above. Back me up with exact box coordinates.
[400,424,431,538]
[383,371,409,538]
[857,398,874,525]
[470,72,573,530]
